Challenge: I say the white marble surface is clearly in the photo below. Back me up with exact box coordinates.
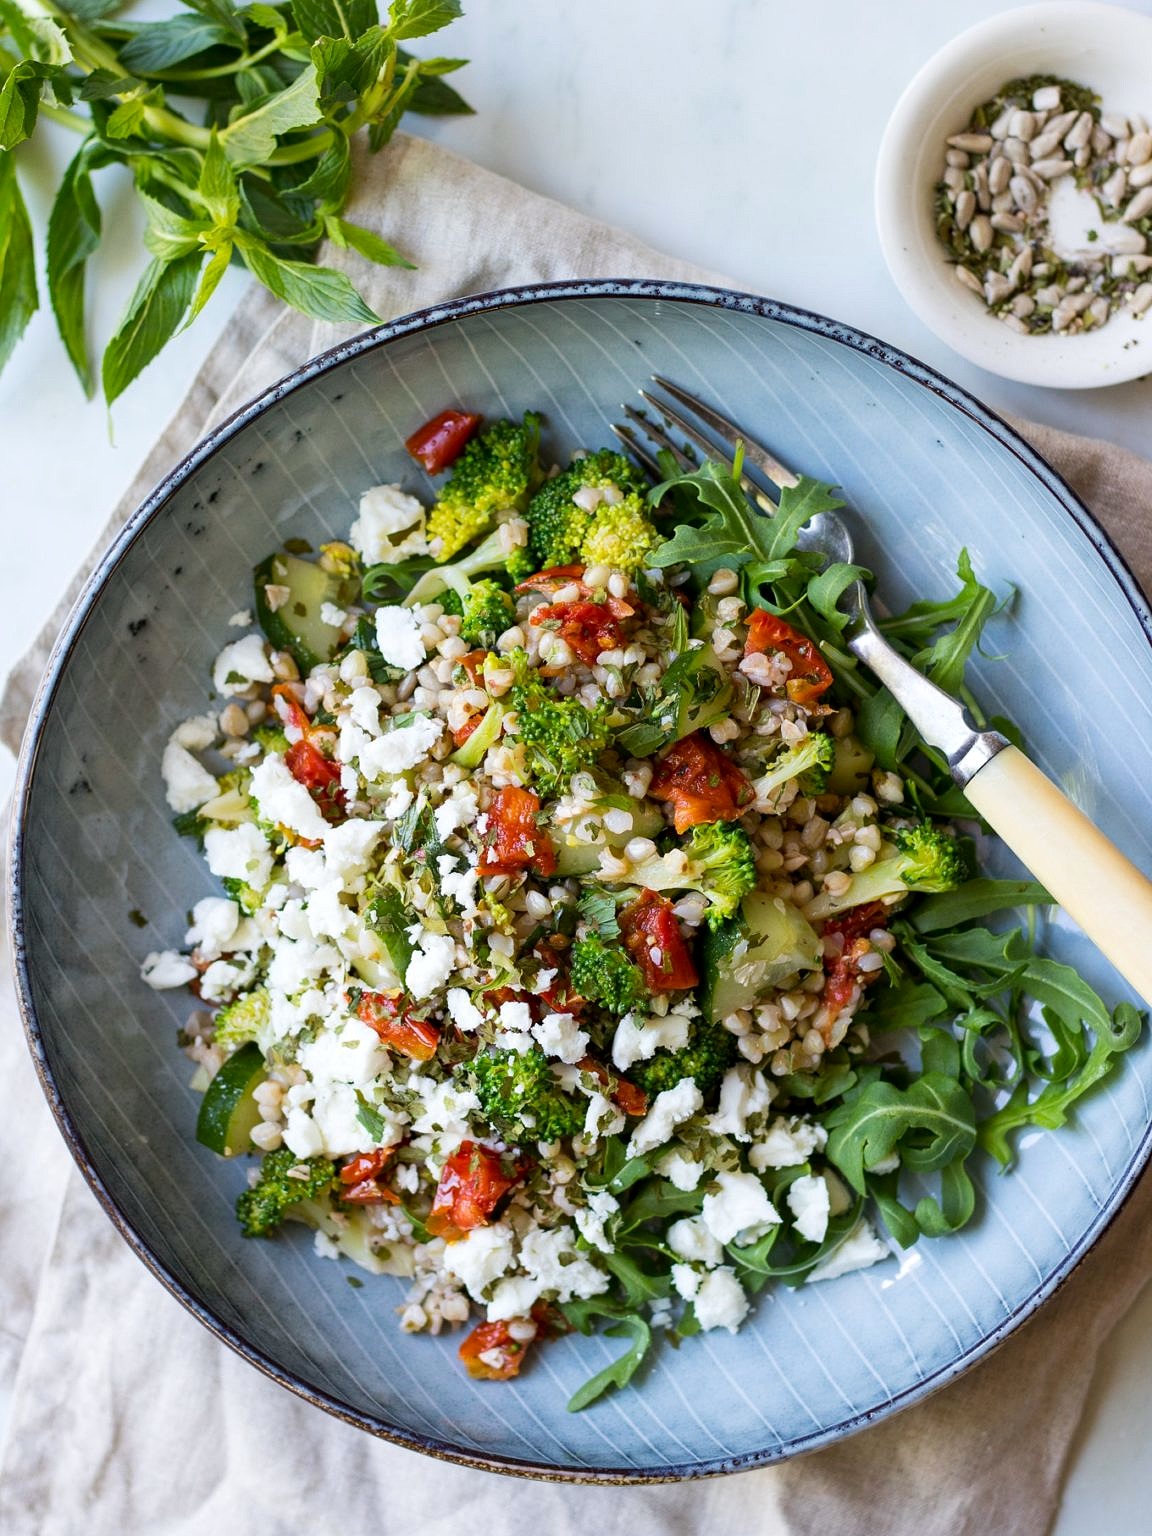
[2,0,1151,1524]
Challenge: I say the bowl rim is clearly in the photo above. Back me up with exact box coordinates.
[8,275,1152,1482]
[874,0,1152,390]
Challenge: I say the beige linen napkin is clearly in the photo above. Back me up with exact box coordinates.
[5,132,1152,1536]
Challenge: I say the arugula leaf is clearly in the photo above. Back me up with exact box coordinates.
[102,251,201,405]
[825,1074,977,1194]
[562,1309,653,1413]
[0,150,38,373]
[909,878,1052,934]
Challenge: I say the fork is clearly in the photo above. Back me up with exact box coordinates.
[616,377,1152,1009]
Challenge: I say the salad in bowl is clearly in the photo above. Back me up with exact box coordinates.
[142,403,1138,1408]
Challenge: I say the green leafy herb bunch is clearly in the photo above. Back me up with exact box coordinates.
[0,0,471,401]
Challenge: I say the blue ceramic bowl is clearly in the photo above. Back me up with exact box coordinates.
[10,281,1152,1480]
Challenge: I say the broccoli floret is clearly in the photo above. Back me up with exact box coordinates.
[755,733,835,801]
[459,578,515,649]
[628,1017,736,1101]
[579,490,660,574]
[402,522,524,610]
[214,985,270,1050]
[426,413,542,561]
[252,722,289,755]
[468,1047,585,1145]
[525,450,651,572]
[236,1146,336,1238]
[806,821,970,921]
[507,651,612,798]
[601,820,757,929]
[221,875,263,915]
[571,934,649,1016]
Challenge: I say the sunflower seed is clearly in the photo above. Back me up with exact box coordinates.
[1129,162,1152,189]
[1112,254,1152,277]
[1008,248,1033,285]
[1091,125,1113,156]
[1107,226,1147,254]
[1102,112,1129,139]
[1009,109,1036,141]
[1131,283,1152,316]
[1004,136,1029,164]
[948,132,993,153]
[1011,292,1036,317]
[1035,284,1064,307]
[954,265,983,294]
[1033,85,1062,112]
[991,191,1014,213]
[946,149,971,168]
[1046,110,1079,140]
[1002,314,1029,333]
[989,156,1012,194]
[943,165,966,192]
[1064,111,1094,151]
[1114,138,1131,165]
[1087,296,1110,326]
[991,212,1024,234]
[954,189,976,230]
[969,214,993,253]
[1123,187,1152,223]
[1103,167,1129,207]
[1029,129,1063,160]
[1031,157,1074,180]
[1129,132,1152,166]
[985,271,1014,304]
[1010,175,1038,211]
[990,110,1013,140]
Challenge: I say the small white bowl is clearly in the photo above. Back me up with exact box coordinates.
[875,2,1152,389]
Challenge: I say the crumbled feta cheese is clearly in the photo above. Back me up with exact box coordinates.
[583,1090,625,1140]
[671,1263,701,1301]
[485,1275,544,1321]
[443,1223,516,1300]
[184,897,241,959]
[285,845,326,891]
[282,1106,326,1159]
[299,1016,388,1092]
[787,1173,831,1245]
[693,1267,749,1332]
[161,740,219,813]
[347,685,383,737]
[667,1216,723,1267]
[204,823,274,891]
[433,781,479,841]
[574,1190,619,1254]
[373,604,426,671]
[439,859,480,918]
[806,1218,889,1284]
[656,1148,705,1191]
[359,715,444,779]
[322,818,383,884]
[707,1066,775,1143]
[320,602,349,628]
[212,633,274,695]
[627,1079,703,1156]
[227,610,252,628]
[749,1115,829,1172]
[250,755,329,842]
[383,782,414,821]
[701,1171,780,1246]
[517,1225,609,1304]
[140,950,198,989]
[405,930,457,1000]
[199,956,255,1004]
[446,987,484,1032]
[498,1000,533,1035]
[351,484,429,564]
[532,1010,589,1065]
[304,880,356,943]
[409,1076,479,1150]
[611,1008,692,1072]
[172,714,218,751]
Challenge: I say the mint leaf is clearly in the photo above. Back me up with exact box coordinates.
[102,252,201,405]
[238,240,380,324]
[46,140,104,392]
[222,66,322,167]
[0,150,38,372]
[387,0,463,41]
[119,16,237,72]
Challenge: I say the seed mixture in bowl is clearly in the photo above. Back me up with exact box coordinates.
[143,405,1140,1406]
[936,75,1152,332]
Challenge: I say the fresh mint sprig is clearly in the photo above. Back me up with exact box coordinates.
[0,0,471,400]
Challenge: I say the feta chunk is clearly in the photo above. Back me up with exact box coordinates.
[707,1066,775,1143]
[204,823,274,891]
[667,1215,723,1267]
[446,987,484,1032]
[161,740,219,813]
[787,1173,831,1245]
[184,897,241,959]
[656,1148,705,1191]
[359,716,444,780]
[627,1079,703,1156]
[574,1190,619,1254]
[701,1171,780,1247]
[806,1218,889,1284]
[171,714,218,751]
[373,604,426,671]
[531,1010,589,1065]
[250,755,329,842]
[693,1267,749,1332]
[351,484,429,564]
[443,1223,516,1299]
[322,817,383,884]
[611,1009,692,1072]
[749,1114,829,1172]
[212,633,274,695]
[140,950,198,989]
[405,929,456,1000]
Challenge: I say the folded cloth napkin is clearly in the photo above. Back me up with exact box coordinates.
[4,133,1152,1536]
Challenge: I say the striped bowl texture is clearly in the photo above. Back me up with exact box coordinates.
[10,281,1152,1480]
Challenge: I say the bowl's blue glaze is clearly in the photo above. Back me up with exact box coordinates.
[10,281,1152,1480]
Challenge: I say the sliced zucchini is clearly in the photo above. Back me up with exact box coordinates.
[554,800,666,876]
[827,734,875,797]
[700,891,823,1023]
[254,552,358,673]
[196,1042,267,1157]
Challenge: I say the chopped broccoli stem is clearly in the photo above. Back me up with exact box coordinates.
[806,821,970,920]
[236,1147,336,1238]
[468,1046,585,1145]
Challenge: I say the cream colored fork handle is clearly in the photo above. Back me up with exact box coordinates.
[964,745,1152,1008]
